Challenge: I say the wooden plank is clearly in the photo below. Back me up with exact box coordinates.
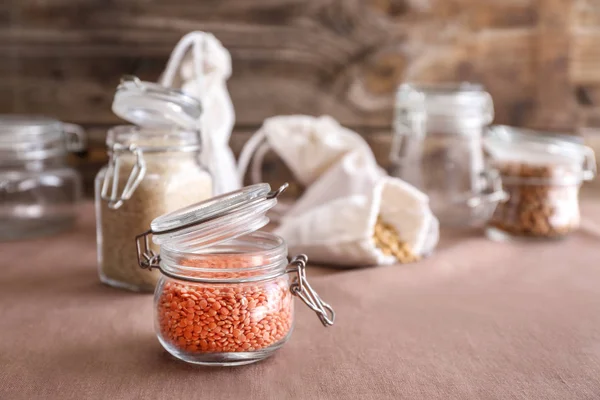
[2,24,394,126]
[573,0,600,27]
[467,0,537,29]
[2,0,574,130]
[0,0,18,114]
[4,0,403,126]
[572,1,600,129]
[5,52,376,126]
[14,0,310,29]
[570,31,600,85]
[7,54,157,124]
[0,2,13,26]
[405,28,537,127]
[474,29,538,127]
[3,0,597,132]
[533,0,576,131]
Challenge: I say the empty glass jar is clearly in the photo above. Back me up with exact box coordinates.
[390,83,505,227]
[484,126,596,240]
[136,183,334,366]
[96,76,213,292]
[0,115,85,240]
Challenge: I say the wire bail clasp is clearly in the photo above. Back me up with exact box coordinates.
[101,144,147,209]
[287,255,335,327]
[135,230,161,270]
[467,169,508,208]
[62,123,87,153]
[582,146,597,181]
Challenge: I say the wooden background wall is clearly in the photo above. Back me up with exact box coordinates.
[2,0,600,194]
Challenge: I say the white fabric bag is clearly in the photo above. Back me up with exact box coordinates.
[160,31,240,195]
[275,175,439,267]
[238,115,439,267]
[237,115,374,188]
[285,150,384,219]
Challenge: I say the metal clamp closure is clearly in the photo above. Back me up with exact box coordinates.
[390,109,418,166]
[61,123,86,153]
[136,229,160,270]
[583,146,597,181]
[467,169,508,208]
[287,255,335,327]
[120,75,143,89]
[101,144,147,209]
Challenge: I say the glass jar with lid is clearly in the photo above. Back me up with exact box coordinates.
[135,183,334,366]
[0,115,85,241]
[95,76,214,292]
[484,125,596,240]
[390,83,506,227]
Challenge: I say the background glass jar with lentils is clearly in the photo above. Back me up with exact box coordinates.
[484,126,596,240]
[136,183,334,366]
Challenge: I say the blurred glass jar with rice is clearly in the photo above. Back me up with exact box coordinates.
[390,83,505,228]
[95,76,213,292]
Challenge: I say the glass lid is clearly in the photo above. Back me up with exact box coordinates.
[150,183,288,251]
[0,115,63,144]
[112,75,202,130]
[485,125,592,165]
[0,115,86,160]
[396,82,494,123]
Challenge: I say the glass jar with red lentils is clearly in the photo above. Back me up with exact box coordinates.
[136,183,334,366]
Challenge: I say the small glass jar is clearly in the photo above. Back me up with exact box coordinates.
[136,183,334,366]
[484,126,596,240]
[0,115,85,241]
[390,83,505,227]
[96,76,213,292]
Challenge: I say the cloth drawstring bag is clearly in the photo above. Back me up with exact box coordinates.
[160,31,240,195]
[237,115,376,189]
[238,115,439,267]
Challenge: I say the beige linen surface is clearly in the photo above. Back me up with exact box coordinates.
[1,201,600,400]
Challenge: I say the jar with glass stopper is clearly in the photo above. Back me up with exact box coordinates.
[95,76,214,292]
[390,83,506,227]
[0,116,85,240]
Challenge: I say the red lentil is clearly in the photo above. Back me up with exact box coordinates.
[156,255,293,354]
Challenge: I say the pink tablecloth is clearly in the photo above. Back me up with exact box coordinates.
[1,201,600,400]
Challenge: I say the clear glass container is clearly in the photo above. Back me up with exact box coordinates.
[0,115,85,241]
[581,127,600,196]
[136,183,334,366]
[484,126,596,240]
[95,128,213,292]
[95,76,213,292]
[390,83,505,227]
